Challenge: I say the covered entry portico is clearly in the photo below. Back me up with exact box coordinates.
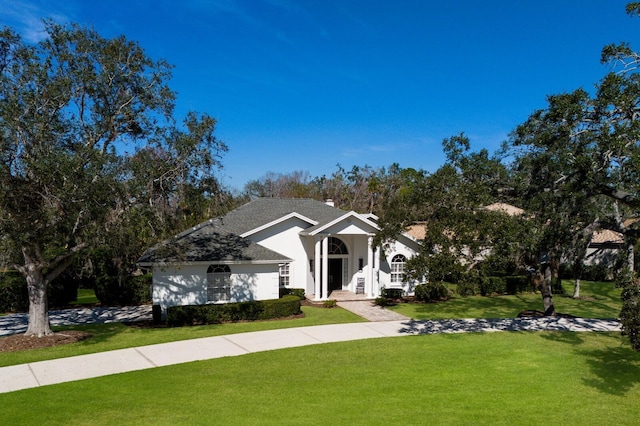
[309,231,380,301]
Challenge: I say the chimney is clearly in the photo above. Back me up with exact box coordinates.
[325,199,335,207]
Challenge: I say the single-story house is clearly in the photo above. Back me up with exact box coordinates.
[137,198,420,313]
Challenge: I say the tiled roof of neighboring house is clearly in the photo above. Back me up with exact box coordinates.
[137,198,345,265]
[405,203,526,240]
[406,222,426,240]
[483,202,525,216]
[590,229,624,246]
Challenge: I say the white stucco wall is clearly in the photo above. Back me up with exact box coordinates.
[247,216,312,293]
[585,247,620,266]
[152,263,280,312]
[379,236,420,295]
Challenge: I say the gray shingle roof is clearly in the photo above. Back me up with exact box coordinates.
[137,198,344,265]
[220,198,348,235]
[137,220,291,264]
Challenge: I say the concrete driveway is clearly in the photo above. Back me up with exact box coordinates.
[0,305,152,337]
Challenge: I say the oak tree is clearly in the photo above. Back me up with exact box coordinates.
[0,22,225,336]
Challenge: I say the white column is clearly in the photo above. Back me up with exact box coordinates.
[322,235,329,300]
[373,245,379,297]
[314,237,321,301]
[367,236,374,298]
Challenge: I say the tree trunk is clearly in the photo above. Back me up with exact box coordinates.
[572,258,583,299]
[542,263,555,316]
[24,264,53,337]
[573,277,581,299]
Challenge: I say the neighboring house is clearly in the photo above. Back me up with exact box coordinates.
[137,198,420,313]
[585,229,624,267]
[406,202,626,270]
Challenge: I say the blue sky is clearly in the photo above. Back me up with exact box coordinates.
[1,1,639,190]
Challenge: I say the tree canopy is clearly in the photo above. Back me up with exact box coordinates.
[0,21,227,336]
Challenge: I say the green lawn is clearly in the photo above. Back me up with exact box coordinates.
[389,280,622,320]
[68,288,100,305]
[1,331,638,425]
[0,305,366,367]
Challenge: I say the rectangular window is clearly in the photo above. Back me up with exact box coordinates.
[207,274,231,302]
[279,263,290,287]
[390,263,404,284]
[207,265,231,302]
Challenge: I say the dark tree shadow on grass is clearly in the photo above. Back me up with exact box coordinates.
[579,343,640,396]
[539,330,585,345]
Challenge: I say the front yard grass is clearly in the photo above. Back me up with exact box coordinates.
[389,280,622,320]
[1,331,638,425]
[0,305,365,367]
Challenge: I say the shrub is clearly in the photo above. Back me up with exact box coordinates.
[414,282,449,302]
[279,287,306,300]
[166,295,301,326]
[375,297,390,307]
[152,304,163,324]
[0,271,28,313]
[95,273,151,306]
[456,278,478,297]
[619,273,640,351]
[0,269,83,312]
[48,271,80,309]
[323,299,337,308]
[582,264,612,282]
[479,276,507,296]
[505,275,530,294]
[381,288,403,299]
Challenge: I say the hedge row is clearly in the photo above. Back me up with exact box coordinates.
[278,287,306,300]
[381,288,403,299]
[414,282,449,302]
[560,264,613,282]
[478,275,531,296]
[166,295,302,326]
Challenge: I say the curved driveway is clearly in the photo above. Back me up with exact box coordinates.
[0,305,152,337]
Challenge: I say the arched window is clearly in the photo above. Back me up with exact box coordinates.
[328,237,348,255]
[207,264,231,302]
[390,254,407,284]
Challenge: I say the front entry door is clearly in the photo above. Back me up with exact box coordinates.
[329,259,342,291]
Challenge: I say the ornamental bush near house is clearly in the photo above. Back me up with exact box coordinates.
[414,282,449,302]
[375,296,390,306]
[279,287,306,300]
[381,287,403,299]
[323,299,337,308]
[166,295,302,326]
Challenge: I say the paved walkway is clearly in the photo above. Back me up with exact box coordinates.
[337,300,410,321]
[0,301,621,394]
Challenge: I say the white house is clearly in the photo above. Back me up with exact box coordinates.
[137,198,421,313]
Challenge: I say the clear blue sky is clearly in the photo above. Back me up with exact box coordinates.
[1,1,639,190]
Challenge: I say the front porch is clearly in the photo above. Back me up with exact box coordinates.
[307,290,370,303]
